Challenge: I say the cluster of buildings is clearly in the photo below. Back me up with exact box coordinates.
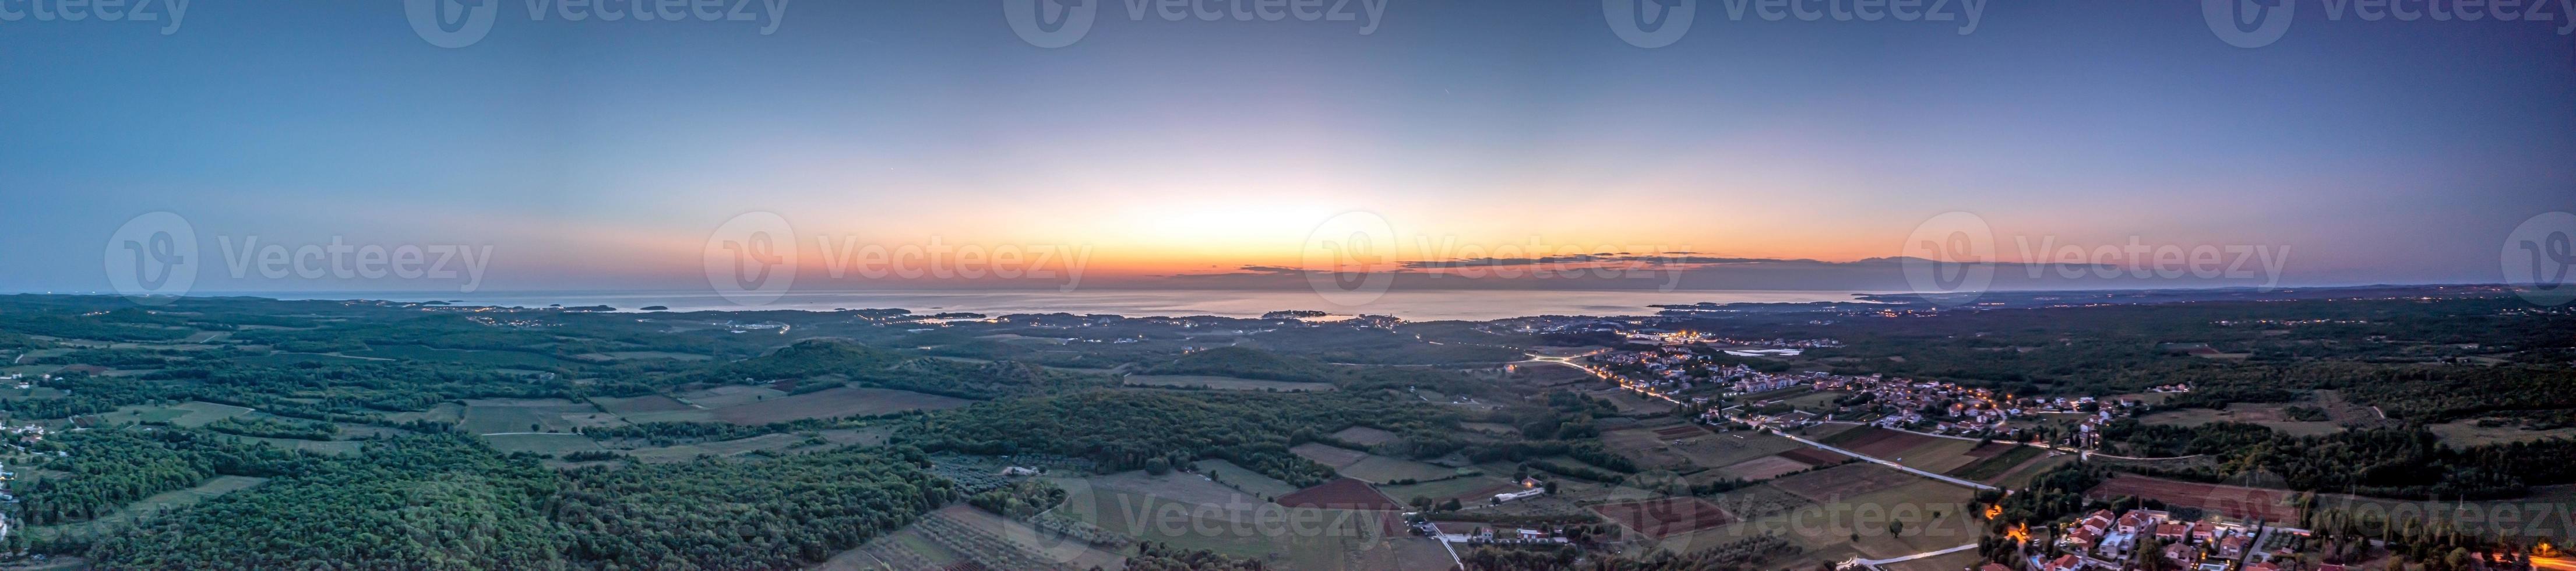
[1804,375,2142,440]
[464,315,559,328]
[1586,347,1835,397]
[2042,509,2301,571]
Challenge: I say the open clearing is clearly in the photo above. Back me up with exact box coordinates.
[1050,471,1423,570]
[1193,459,1300,498]
[1821,427,1937,458]
[2142,401,2345,438]
[459,399,595,434]
[1945,445,2048,482]
[674,385,787,408]
[1718,456,1816,481]
[1668,432,1811,470]
[1379,474,1517,506]
[707,386,971,424]
[1601,428,1697,471]
[1771,463,1922,502]
[1881,437,1985,474]
[1291,443,1372,468]
[2087,474,2299,521]
[1330,426,1401,447]
[98,401,253,427]
[933,505,1127,570]
[1662,478,1977,561]
[484,433,606,455]
[26,475,267,541]
[1124,374,1337,392]
[1590,496,1736,539]
[590,394,692,414]
[1337,455,1458,484]
[621,428,884,462]
[2427,419,2576,446]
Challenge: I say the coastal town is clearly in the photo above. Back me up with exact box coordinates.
[1550,323,2152,452]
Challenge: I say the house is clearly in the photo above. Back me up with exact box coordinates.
[2081,510,2116,535]
[2156,523,2193,542]
[2164,541,2199,564]
[2066,527,2102,551]
[2218,535,2249,559]
[2044,554,2087,571]
[1516,528,1544,540]
[2118,510,2156,533]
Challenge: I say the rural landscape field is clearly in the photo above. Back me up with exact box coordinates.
[0,286,2567,570]
[4,0,2570,569]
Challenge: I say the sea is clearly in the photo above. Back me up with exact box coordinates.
[259,289,1891,322]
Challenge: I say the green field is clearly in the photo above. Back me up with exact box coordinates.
[1046,471,1432,571]
[1944,445,2046,481]
[1192,459,1301,498]
[95,401,254,427]
[24,475,269,541]
[1124,374,1338,392]
[459,399,596,435]
[343,344,575,368]
[483,433,606,455]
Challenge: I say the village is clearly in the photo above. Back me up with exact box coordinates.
[1566,335,2152,452]
[2031,507,2311,571]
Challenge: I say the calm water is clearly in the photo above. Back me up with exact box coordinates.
[300,289,1885,322]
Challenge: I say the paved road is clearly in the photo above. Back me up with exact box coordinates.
[1857,543,1980,566]
[1769,429,1999,491]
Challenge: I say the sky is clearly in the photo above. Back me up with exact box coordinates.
[1,0,2570,296]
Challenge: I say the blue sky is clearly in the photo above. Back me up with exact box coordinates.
[1,0,2570,294]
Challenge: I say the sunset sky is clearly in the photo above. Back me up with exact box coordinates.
[2,0,2570,293]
